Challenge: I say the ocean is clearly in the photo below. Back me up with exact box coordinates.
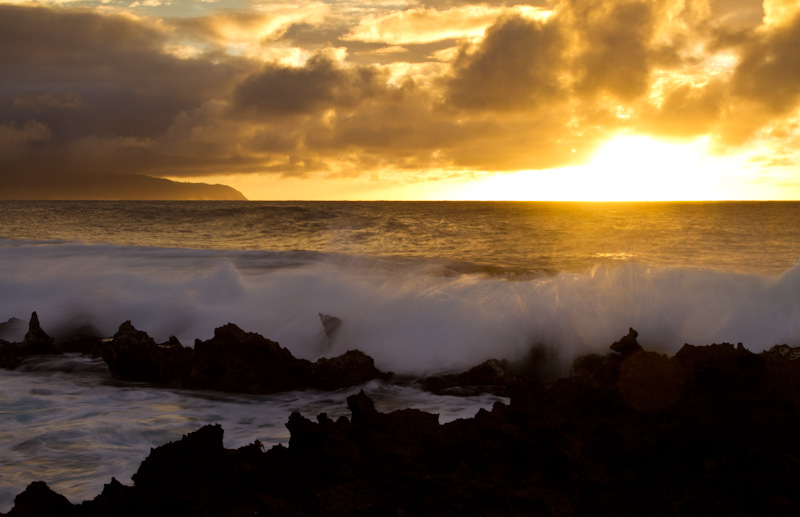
[1,200,800,509]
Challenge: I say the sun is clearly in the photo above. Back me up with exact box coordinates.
[575,135,725,201]
[444,134,752,201]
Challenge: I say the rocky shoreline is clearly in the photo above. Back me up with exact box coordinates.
[2,314,800,515]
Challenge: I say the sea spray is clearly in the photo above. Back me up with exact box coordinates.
[1,241,798,375]
[2,201,800,513]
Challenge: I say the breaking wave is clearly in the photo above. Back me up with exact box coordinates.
[2,239,798,375]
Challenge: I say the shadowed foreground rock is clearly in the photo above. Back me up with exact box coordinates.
[7,330,800,516]
[102,321,388,394]
[0,312,58,369]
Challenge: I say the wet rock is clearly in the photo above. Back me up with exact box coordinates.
[0,313,58,370]
[572,352,623,390]
[6,481,76,517]
[9,329,800,515]
[617,351,686,412]
[0,339,23,370]
[101,321,193,386]
[421,358,513,396]
[311,350,388,391]
[318,313,342,338]
[59,332,105,356]
[761,344,800,412]
[765,344,800,361]
[101,321,387,394]
[189,323,311,393]
[9,353,800,517]
[609,327,643,356]
[57,323,106,355]
[22,312,56,354]
[675,342,763,393]
[419,341,569,397]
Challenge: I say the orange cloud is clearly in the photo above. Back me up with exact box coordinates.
[0,1,799,198]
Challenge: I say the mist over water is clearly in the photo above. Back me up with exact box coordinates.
[1,201,800,510]
[1,241,798,375]
[2,201,800,371]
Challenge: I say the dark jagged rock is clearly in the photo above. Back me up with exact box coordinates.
[189,323,310,393]
[0,339,23,370]
[318,313,342,338]
[0,312,58,370]
[761,343,800,412]
[101,322,193,387]
[58,329,105,356]
[11,323,800,517]
[420,341,566,396]
[609,327,643,356]
[23,312,56,354]
[100,321,387,394]
[12,340,800,517]
[5,481,76,517]
[421,358,513,396]
[310,350,387,391]
[7,328,800,515]
[572,351,624,389]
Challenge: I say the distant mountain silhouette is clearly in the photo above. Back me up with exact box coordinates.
[1,173,247,200]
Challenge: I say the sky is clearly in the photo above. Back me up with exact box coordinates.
[1,0,800,200]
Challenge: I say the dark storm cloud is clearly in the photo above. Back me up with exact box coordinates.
[0,4,253,174]
[447,15,565,111]
[570,0,655,100]
[446,0,672,113]
[637,80,727,138]
[233,56,387,116]
[2,0,799,195]
[733,12,800,113]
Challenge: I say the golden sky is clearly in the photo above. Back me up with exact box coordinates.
[1,0,800,200]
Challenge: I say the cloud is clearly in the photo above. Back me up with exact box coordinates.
[0,120,51,150]
[568,0,656,100]
[232,55,388,116]
[732,10,800,113]
[342,5,550,45]
[447,15,565,111]
[167,2,330,60]
[0,4,253,173]
[1,0,799,196]
[763,0,800,27]
[637,80,727,137]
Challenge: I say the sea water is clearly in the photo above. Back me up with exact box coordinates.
[1,200,799,509]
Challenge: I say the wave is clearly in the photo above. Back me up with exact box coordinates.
[1,239,799,375]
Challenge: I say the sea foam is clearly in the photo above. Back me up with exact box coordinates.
[1,240,798,375]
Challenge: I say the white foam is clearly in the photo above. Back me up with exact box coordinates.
[1,241,798,375]
[0,357,504,512]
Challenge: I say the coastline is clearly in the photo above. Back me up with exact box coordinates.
[3,316,800,515]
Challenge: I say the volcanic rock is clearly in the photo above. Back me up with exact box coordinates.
[100,321,387,394]
[609,327,643,356]
[0,312,58,370]
[5,481,76,517]
[101,322,193,386]
[58,327,105,356]
[189,322,314,393]
[9,334,800,516]
[310,350,386,391]
[23,312,56,354]
[318,313,342,338]
[420,358,513,396]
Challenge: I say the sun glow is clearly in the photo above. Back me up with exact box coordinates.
[446,135,756,201]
